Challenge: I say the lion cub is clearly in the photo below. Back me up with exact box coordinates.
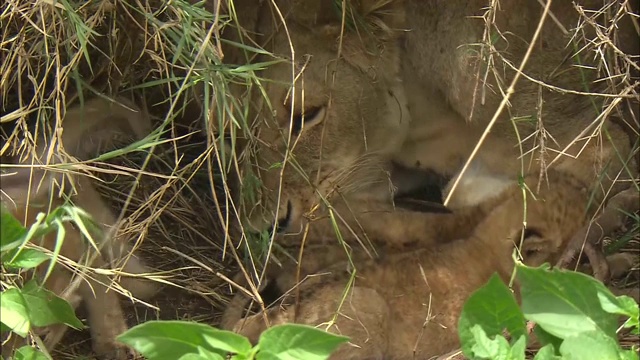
[224,169,594,359]
[1,97,157,359]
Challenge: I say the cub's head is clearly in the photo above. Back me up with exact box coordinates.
[1,95,150,245]
[471,170,591,272]
[232,0,409,234]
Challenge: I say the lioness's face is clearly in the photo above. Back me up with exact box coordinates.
[243,18,409,234]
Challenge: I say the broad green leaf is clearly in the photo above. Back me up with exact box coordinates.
[597,292,639,334]
[509,334,527,359]
[200,328,251,355]
[533,344,561,360]
[459,273,526,357]
[178,349,225,360]
[21,280,83,329]
[1,206,27,252]
[559,330,627,360]
[230,352,252,360]
[620,349,640,360]
[13,346,51,360]
[257,324,349,360]
[117,320,249,360]
[255,350,287,360]
[597,290,639,318]
[3,248,50,269]
[0,288,30,336]
[465,325,524,360]
[177,355,209,360]
[517,264,618,340]
[532,326,563,353]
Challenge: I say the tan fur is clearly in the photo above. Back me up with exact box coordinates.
[225,169,594,359]
[1,97,156,359]
[220,0,637,243]
[397,0,639,208]
[223,0,416,247]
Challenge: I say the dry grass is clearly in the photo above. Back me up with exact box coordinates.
[0,0,638,359]
[48,128,237,359]
[0,0,248,358]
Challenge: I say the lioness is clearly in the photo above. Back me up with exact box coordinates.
[217,0,637,245]
[1,97,157,359]
[223,169,606,359]
[396,0,639,208]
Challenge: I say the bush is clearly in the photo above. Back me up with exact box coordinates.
[1,205,86,359]
[459,263,639,360]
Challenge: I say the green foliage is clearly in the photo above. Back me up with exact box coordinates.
[118,321,349,360]
[12,346,51,360]
[256,324,350,360]
[0,206,84,359]
[465,325,527,360]
[459,274,526,355]
[459,263,640,360]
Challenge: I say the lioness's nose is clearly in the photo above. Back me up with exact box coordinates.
[271,200,292,234]
[247,199,293,236]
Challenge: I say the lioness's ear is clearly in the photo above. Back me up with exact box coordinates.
[317,0,405,39]
[319,0,405,75]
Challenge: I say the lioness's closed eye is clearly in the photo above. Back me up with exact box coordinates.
[288,106,326,136]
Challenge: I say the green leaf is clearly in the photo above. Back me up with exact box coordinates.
[509,334,527,359]
[230,352,252,360]
[256,324,349,360]
[598,290,638,318]
[597,292,639,334]
[177,349,225,360]
[1,206,27,252]
[619,349,640,360]
[254,351,279,360]
[13,346,52,360]
[532,326,563,353]
[532,344,561,360]
[559,330,627,360]
[517,264,619,340]
[117,320,250,360]
[3,248,50,269]
[21,280,83,329]
[465,325,525,360]
[459,273,526,357]
[0,288,30,337]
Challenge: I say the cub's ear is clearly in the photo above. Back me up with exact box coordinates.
[60,96,151,161]
[516,228,564,267]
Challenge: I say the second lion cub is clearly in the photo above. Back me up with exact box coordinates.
[225,169,597,359]
[1,96,157,359]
